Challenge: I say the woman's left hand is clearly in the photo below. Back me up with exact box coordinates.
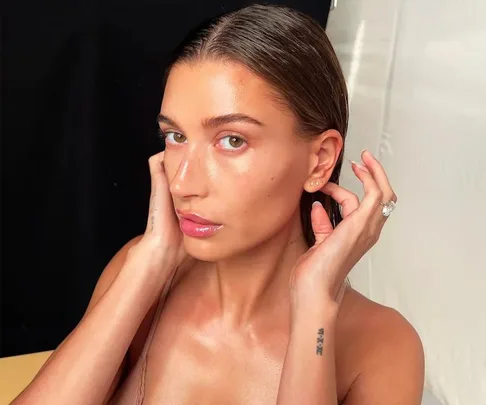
[289,150,397,314]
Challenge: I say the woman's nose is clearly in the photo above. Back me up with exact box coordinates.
[168,151,208,200]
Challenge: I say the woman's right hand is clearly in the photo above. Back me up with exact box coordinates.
[124,151,187,283]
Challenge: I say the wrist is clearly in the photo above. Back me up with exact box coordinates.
[120,253,177,295]
[290,298,339,331]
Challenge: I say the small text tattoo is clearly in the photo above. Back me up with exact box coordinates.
[149,193,156,231]
[316,328,324,356]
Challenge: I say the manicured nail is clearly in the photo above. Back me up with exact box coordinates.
[362,149,376,160]
[349,159,370,173]
[312,201,323,208]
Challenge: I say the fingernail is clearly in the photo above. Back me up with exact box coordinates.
[312,201,323,208]
[361,149,376,160]
[349,159,370,173]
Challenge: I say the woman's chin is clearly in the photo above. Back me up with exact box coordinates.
[182,236,231,262]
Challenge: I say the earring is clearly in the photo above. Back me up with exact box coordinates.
[310,180,323,186]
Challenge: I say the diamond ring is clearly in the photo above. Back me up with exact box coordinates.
[380,200,396,217]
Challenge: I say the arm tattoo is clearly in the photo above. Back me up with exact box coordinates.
[149,192,156,232]
[316,328,324,356]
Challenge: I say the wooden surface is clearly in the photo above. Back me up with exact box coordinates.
[0,351,53,404]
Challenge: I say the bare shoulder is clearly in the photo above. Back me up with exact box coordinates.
[336,287,425,405]
[338,287,423,342]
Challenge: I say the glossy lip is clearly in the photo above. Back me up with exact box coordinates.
[176,209,223,238]
[175,209,220,226]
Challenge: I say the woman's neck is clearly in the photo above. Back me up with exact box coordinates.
[205,213,308,328]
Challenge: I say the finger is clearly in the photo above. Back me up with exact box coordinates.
[320,182,360,218]
[311,201,333,246]
[349,160,384,216]
[146,151,169,234]
[361,150,397,203]
[149,151,166,193]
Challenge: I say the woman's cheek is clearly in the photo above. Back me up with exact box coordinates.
[163,155,177,180]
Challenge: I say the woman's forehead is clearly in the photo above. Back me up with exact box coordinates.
[161,61,291,124]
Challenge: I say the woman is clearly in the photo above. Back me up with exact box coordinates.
[13,4,424,405]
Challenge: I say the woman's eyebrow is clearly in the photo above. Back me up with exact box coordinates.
[201,113,264,128]
[156,114,179,127]
[156,113,264,129]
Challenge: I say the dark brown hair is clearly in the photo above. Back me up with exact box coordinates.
[165,3,349,247]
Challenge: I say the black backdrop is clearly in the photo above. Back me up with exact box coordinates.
[1,0,332,357]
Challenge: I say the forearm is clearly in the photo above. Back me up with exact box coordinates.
[13,261,172,405]
[276,304,339,405]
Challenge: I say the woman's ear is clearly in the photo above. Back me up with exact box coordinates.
[303,129,343,193]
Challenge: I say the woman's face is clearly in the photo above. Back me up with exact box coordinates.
[160,60,316,261]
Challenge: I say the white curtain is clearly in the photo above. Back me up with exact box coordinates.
[326,1,486,405]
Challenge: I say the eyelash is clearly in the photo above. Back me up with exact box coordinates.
[157,129,247,151]
[156,129,171,143]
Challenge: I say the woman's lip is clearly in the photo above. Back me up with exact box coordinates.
[176,210,220,226]
[179,218,222,238]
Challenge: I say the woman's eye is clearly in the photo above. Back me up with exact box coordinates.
[219,135,246,150]
[160,131,245,150]
[164,131,186,144]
